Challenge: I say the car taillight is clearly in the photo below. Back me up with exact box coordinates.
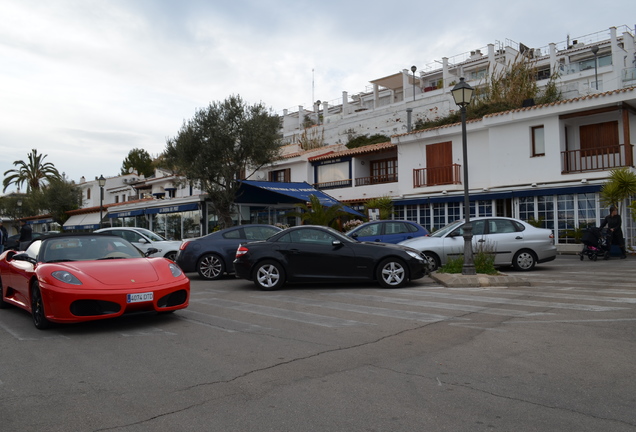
[236,245,249,257]
[179,241,189,251]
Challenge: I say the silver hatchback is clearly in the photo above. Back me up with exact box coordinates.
[399,217,557,271]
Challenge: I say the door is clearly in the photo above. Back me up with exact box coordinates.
[278,228,356,280]
[426,141,453,185]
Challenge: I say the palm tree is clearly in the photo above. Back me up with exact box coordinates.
[3,149,61,193]
[287,194,349,228]
[600,168,636,213]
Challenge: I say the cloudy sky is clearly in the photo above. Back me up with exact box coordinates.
[1,0,633,192]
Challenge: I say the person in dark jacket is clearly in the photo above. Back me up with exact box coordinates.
[600,206,626,259]
[18,220,32,251]
[0,220,8,254]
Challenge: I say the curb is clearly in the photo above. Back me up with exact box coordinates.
[429,272,531,288]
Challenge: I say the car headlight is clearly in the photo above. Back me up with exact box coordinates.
[169,262,183,277]
[51,271,82,285]
[406,251,424,261]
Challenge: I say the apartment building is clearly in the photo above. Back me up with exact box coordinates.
[248,25,636,251]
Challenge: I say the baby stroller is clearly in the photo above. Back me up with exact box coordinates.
[579,226,611,261]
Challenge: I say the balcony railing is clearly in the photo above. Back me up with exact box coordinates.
[355,173,398,186]
[561,144,633,173]
[313,179,353,190]
[413,164,461,188]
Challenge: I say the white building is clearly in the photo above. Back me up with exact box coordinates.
[246,25,636,252]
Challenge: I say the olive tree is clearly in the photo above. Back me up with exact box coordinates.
[164,95,281,228]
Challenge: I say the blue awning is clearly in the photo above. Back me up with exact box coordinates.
[236,181,364,217]
[144,203,199,214]
[108,209,145,218]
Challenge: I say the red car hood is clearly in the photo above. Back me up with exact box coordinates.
[60,259,160,285]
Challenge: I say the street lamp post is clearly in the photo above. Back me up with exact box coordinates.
[590,45,599,90]
[98,175,106,229]
[411,65,417,101]
[451,77,476,275]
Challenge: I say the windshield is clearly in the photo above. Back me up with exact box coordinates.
[41,236,144,262]
[134,228,166,242]
[430,220,464,238]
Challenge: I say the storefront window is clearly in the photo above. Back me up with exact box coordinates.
[556,195,573,243]
[577,193,596,228]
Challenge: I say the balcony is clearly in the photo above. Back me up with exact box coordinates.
[413,164,462,188]
[355,173,398,186]
[561,143,633,174]
[313,179,353,190]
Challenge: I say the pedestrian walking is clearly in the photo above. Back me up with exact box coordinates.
[600,206,627,259]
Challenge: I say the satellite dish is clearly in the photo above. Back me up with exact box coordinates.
[128,167,134,173]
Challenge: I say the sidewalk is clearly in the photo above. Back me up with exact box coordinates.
[427,254,632,288]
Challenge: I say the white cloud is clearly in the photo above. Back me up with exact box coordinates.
[0,0,633,190]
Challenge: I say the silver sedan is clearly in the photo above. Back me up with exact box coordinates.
[399,217,557,271]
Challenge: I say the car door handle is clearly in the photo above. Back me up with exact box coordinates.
[406,236,413,239]
[515,236,523,240]
[477,239,486,242]
[374,239,380,242]
[289,248,301,254]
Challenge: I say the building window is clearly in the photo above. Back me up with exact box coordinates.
[371,158,398,183]
[87,188,91,200]
[269,168,290,182]
[532,126,545,157]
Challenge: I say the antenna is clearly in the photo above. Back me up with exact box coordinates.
[312,68,315,108]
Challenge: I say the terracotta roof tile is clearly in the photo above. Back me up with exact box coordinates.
[308,142,396,162]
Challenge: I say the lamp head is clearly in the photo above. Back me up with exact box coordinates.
[451,77,474,107]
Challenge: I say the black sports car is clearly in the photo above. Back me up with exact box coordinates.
[233,225,429,290]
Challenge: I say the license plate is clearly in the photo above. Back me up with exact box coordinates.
[127,292,153,303]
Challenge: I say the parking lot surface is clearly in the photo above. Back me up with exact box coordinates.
[1,254,634,431]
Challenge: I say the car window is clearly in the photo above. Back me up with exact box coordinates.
[223,229,242,239]
[120,230,143,243]
[355,223,381,237]
[245,226,280,240]
[281,229,337,245]
[451,220,486,236]
[406,223,419,233]
[136,228,166,241]
[489,219,518,234]
[386,222,408,234]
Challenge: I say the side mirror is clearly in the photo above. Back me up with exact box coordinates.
[11,253,37,265]
[332,240,343,247]
[145,248,159,257]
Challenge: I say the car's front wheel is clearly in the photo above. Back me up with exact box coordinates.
[197,253,226,280]
[422,252,440,272]
[512,249,536,271]
[31,282,52,330]
[376,258,409,288]
[164,251,177,261]
[253,260,285,291]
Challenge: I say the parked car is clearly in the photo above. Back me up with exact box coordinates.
[0,233,189,329]
[233,225,429,290]
[346,220,429,244]
[176,224,282,280]
[4,231,58,251]
[399,216,557,271]
[94,227,182,261]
